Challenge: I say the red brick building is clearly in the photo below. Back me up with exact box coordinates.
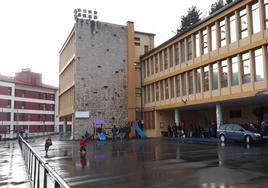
[0,69,59,139]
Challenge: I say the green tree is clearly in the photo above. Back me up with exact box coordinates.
[209,0,225,15]
[177,6,202,34]
[209,0,233,15]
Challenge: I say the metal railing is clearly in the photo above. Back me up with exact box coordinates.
[18,136,71,188]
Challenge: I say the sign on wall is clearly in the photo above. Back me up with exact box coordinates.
[75,111,89,118]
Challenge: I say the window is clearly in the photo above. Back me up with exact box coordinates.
[134,37,140,41]
[7,100,11,108]
[135,42,140,46]
[169,47,174,67]
[151,85,155,102]
[170,77,175,98]
[265,0,268,28]
[146,85,151,103]
[196,68,202,93]
[254,48,264,81]
[181,40,186,63]
[211,25,217,51]
[155,83,159,101]
[8,87,12,96]
[50,105,54,111]
[147,86,151,103]
[144,45,149,53]
[146,60,150,77]
[154,55,159,73]
[195,33,200,57]
[188,71,194,94]
[135,88,142,97]
[240,8,248,39]
[232,124,242,131]
[175,43,179,65]
[164,49,168,69]
[229,14,237,43]
[22,102,26,109]
[142,61,146,78]
[219,19,226,47]
[165,79,169,99]
[22,91,26,97]
[187,37,192,60]
[159,52,163,71]
[221,60,228,88]
[144,88,147,104]
[182,73,187,96]
[251,2,260,34]
[176,75,181,97]
[231,56,239,86]
[212,63,218,90]
[150,57,154,75]
[160,80,164,100]
[202,29,208,54]
[204,66,209,91]
[242,52,251,83]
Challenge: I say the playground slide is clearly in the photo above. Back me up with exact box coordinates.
[97,132,106,141]
[133,123,147,139]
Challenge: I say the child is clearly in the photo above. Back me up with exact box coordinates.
[80,136,87,154]
[45,136,52,156]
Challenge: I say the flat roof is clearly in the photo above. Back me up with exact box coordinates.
[0,74,58,90]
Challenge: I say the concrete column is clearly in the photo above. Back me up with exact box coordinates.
[10,84,15,138]
[63,118,67,134]
[175,109,180,125]
[71,114,75,140]
[216,103,223,129]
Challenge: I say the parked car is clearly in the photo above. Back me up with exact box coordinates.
[217,123,263,144]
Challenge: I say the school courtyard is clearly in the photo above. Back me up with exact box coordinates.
[21,135,268,188]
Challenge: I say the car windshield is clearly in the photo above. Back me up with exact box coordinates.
[241,124,257,132]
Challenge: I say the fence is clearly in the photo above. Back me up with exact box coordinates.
[18,136,71,188]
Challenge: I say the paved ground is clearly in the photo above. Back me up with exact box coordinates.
[0,140,31,188]
[27,136,268,188]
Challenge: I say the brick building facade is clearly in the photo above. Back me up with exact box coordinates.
[0,69,59,139]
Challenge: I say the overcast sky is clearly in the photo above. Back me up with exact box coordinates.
[0,0,216,87]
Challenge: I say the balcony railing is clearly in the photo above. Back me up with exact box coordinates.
[18,136,70,188]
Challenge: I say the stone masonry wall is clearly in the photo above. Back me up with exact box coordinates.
[73,19,128,139]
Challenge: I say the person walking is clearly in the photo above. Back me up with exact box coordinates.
[172,122,178,138]
[45,136,52,157]
[80,136,87,154]
[167,124,172,138]
[112,125,118,141]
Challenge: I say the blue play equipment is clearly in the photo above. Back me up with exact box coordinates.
[133,123,147,139]
[97,132,106,141]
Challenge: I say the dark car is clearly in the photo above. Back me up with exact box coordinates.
[217,123,262,144]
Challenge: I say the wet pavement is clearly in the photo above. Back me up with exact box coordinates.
[27,136,268,188]
[0,140,31,188]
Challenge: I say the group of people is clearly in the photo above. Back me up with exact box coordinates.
[111,124,131,141]
[167,122,186,138]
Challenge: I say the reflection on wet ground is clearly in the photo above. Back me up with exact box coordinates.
[29,137,268,188]
[0,141,31,188]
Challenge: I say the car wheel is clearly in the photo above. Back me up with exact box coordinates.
[219,134,226,143]
[245,135,252,144]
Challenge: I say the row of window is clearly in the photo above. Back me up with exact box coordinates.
[143,0,268,78]
[15,90,55,100]
[0,113,55,121]
[144,46,265,104]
